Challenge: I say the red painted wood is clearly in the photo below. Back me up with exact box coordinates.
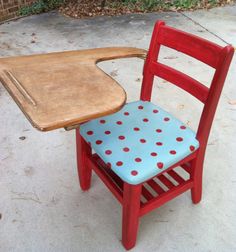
[87,156,123,203]
[181,163,192,174]
[122,183,142,250]
[95,154,124,190]
[157,25,222,68]
[76,21,234,250]
[149,61,209,103]
[103,168,124,190]
[167,170,186,184]
[158,174,176,189]
[190,155,204,204]
[76,128,92,191]
[190,45,234,204]
[142,184,155,201]
[140,21,165,101]
[140,180,193,217]
[147,179,166,195]
[140,20,233,212]
[198,45,234,144]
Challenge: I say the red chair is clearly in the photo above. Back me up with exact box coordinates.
[76,21,234,249]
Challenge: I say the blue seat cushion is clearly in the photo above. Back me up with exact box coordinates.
[80,101,199,185]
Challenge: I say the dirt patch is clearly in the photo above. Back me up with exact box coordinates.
[59,0,235,19]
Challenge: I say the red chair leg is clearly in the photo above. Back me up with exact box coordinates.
[191,155,204,204]
[76,128,92,191]
[122,183,142,250]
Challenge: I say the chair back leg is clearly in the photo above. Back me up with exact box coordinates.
[76,129,92,191]
[122,183,142,250]
[191,153,204,204]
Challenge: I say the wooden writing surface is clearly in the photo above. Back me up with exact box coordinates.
[0,47,147,131]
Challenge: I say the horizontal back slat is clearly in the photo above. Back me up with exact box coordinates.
[158,26,222,68]
[150,61,209,103]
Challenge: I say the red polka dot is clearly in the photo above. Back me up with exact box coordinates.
[118,135,125,140]
[116,121,122,125]
[180,125,186,129]
[151,152,157,156]
[123,147,130,152]
[105,150,112,155]
[138,105,143,109]
[143,118,149,122]
[156,142,163,146]
[116,161,123,166]
[153,109,159,113]
[107,162,111,168]
[164,117,170,121]
[96,140,103,145]
[140,139,146,143]
[135,158,142,162]
[176,137,183,142]
[157,162,164,169]
[124,112,129,116]
[131,170,138,176]
[100,119,106,124]
[190,145,195,152]
[87,131,93,135]
[134,127,140,131]
[105,130,111,135]
[156,129,162,133]
[170,150,176,155]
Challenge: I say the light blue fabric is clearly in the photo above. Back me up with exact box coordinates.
[80,101,199,185]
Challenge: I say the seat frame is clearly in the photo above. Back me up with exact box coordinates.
[76,21,234,250]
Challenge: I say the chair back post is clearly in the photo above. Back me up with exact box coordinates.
[141,20,234,157]
[140,21,165,101]
[196,45,234,154]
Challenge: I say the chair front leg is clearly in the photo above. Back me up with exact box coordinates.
[76,128,92,191]
[122,183,142,250]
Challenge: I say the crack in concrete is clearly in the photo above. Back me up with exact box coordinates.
[180,12,230,46]
[11,190,41,204]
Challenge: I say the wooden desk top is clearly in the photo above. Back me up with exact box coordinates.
[0,47,146,131]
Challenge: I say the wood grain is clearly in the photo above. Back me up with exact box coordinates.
[0,47,147,131]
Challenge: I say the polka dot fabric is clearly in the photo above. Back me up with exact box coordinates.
[80,101,199,185]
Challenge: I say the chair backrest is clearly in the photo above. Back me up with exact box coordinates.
[141,21,234,151]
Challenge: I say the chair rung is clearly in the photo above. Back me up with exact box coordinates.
[96,157,124,190]
[147,179,166,195]
[89,154,123,203]
[142,185,155,201]
[167,170,186,184]
[158,174,176,189]
[90,154,193,215]
[140,180,193,217]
